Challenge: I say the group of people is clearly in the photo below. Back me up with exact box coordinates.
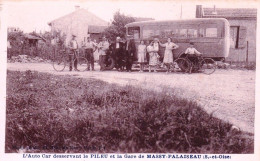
[67,35,135,72]
[137,37,201,73]
[67,34,202,73]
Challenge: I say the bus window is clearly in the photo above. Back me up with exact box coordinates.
[187,29,198,38]
[160,25,179,38]
[206,28,218,37]
[128,27,140,39]
[199,27,218,38]
[179,29,188,38]
[143,26,160,39]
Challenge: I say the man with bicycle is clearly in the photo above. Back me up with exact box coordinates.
[184,42,202,73]
[68,34,79,71]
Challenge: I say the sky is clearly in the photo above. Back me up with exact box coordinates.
[2,0,258,33]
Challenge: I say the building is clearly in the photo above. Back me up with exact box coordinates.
[24,33,46,47]
[48,6,108,47]
[196,5,257,63]
[7,27,21,33]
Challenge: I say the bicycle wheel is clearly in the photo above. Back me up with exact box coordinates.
[173,58,191,73]
[200,58,216,75]
[76,57,88,71]
[52,56,66,72]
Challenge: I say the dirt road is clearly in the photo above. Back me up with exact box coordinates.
[7,62,255,133]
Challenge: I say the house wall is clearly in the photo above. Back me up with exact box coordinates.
[50,18,89,48]
[226,19,256,63]
[49,9,108,48]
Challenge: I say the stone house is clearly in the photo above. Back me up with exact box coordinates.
[48,6,108,47]
[196,6,257,63]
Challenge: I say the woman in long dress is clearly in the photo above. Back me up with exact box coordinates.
[137,40,147,72]
[159,38,179,73]
[147,41,159,72]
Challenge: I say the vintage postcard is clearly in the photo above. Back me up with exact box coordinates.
[0,0,259,160]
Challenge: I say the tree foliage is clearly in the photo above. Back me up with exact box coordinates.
[102,11,135,42]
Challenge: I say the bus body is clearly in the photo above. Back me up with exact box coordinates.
[125,18,230,62]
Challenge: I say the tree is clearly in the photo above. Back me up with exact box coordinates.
[103,11,135,42]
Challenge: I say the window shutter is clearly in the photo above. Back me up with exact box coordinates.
[238,26,247,48]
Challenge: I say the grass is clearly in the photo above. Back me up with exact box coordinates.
[6,70,254,153]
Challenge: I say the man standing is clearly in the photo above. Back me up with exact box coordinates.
[68,34,79,71]
[112,37,125,71]
[82,37,96,71]
[125,38,136,72]
[98,37,109,71]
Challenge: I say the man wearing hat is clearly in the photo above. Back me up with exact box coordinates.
[98,37,109,71]
[111,36,125,71]
[82,37,96,71]
[68,34,79,71]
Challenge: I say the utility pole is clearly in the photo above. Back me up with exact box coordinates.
[180,5,182,19]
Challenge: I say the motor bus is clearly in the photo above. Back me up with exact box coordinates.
[125,18,230,62]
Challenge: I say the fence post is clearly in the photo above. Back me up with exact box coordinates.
[246,41,249,67]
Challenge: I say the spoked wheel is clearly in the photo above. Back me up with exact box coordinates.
[52,56,66,72]
[76,57,88,71]
[173,58,191,73]
[199,58,216,75]
[103,56,115,70]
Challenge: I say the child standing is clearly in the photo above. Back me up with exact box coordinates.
[137,40,147,72]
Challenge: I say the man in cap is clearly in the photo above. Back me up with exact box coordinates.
[68,34,79,71]
[98,37,109,71]
[82,37,96,71]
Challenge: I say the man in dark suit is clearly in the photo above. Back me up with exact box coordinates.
[125,38,136,72]
[111,37,125,71]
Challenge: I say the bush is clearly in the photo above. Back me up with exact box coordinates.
[7,31,66,60]
[6,70,254,153]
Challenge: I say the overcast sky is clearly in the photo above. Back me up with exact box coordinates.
[2,0,258,33]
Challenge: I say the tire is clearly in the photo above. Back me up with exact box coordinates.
[76,57,88,71]
[52,56,66,72]
[200,58,216,75]
[173,58,191,73]
[103,56,115,70]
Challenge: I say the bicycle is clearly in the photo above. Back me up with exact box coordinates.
[169,57,191,73]
[52,48,88,72]
[181,54,217,75]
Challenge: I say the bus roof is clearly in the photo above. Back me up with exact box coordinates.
[125,18,229,28]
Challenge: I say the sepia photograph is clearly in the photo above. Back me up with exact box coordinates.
[0,0,259,159]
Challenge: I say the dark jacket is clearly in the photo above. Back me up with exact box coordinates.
[110,41,125,57]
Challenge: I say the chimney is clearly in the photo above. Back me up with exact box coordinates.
[196,5,203,18]
[75,5,80,10]
[212,5,217,15]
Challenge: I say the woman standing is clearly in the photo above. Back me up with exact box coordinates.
[147,41,159,72]
[137,40,147,72]
[159,38,179,73]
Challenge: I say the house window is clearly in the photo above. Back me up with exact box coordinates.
[230,26,239,49]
